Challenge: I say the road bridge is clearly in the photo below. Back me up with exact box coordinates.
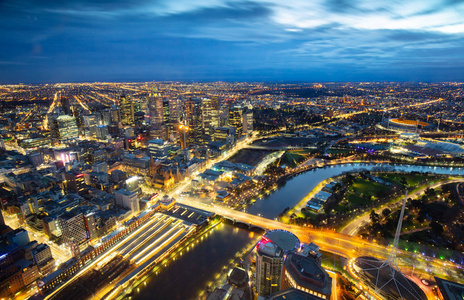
[176,198,462,282]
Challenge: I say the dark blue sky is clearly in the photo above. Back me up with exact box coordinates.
[1,0,464,83]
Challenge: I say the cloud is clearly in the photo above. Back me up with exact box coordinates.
[0,0,463,83]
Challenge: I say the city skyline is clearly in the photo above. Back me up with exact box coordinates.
[1,0,464,83]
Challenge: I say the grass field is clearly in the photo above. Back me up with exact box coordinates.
[280,150,310,167]
[380,173,429,187]
[336,178,391,212]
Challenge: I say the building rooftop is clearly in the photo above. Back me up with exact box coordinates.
[115,188,137,197]
[266,288,322,300]
[435,277,464,300]
[147,139,167,145]
[285,253,332,295]
[264,230,300,253]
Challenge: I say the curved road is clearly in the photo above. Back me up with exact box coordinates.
[176,197,463,284]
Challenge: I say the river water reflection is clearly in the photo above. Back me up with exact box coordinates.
[129,223,260,300]
[247,163,464,219]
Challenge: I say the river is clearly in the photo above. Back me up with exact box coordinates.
[247,163,464,219]
[127,163,464,299]
[128,223,261,300]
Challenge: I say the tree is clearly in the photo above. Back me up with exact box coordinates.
[400,176,408,186]
[382,208,391,218]
[425,188,436,197]
[430,221,444,235]
[370,210,380,223]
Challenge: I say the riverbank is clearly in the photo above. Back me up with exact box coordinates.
[280,178,332,223]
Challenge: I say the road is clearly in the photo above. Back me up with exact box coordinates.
[339,179,464,236]
[175,197,463,284]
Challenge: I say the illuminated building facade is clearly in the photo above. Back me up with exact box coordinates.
[56,115,79,142]
[58,211,89,257]
[63,171,86,194]
[114,188,140,213]
[282,253,332,300]
[147,139,170,160]
[256,230,301,297]
[148,92,166,139]
[120,95,135,125]
[256,237,284,296]
[229,105,243,137]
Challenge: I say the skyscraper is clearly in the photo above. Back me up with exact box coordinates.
[201,98,212,142]
[186,98,203,145]
[242,105,253,136]
[255,230,300,297]
[210,96,220,129]
[229,105,243,137]
[60,96,71,115]
[148,90,166,139]
[256,238,284,296]
[120,95,135,125]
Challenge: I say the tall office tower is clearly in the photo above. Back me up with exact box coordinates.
[168,99,180,123]
[163,99,170,124]
[242,105,253,136]
[134,99,142,113]
[219,103,230,127]
[100,109,111,126]
[95,125,109,140]
[162,99,172,140]
[210,97,220,129]
[229,105,243,137]
[45,113,60,144]
[168,99,181,143]
[70,105,83,133]
[256,230,300,297]
[83,114,98,137]
[110,106,121,123]
[56,115,79,143]
[256,238,284,296]
[120,95,135,125]
[148,90,166,139]
[201,98,212,142]
[186,98,203,145]
[60,96,71,115]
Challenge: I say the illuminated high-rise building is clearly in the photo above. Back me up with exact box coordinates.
[120,95,135,125]
[242,105,253,136]
[255,230,300,297]
[56,115,79,142]
[148,90,166,139]
[229,105,243,137]
[110,106,121,123]
[147,138,170,160]
[58,210,89,257]
[256,238,284,296]
[210,97,220,129]
[186,98,203,145]
[201,98,212,142]
[60,96,71,115]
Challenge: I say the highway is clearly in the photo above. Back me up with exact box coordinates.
[175,197,463,284]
